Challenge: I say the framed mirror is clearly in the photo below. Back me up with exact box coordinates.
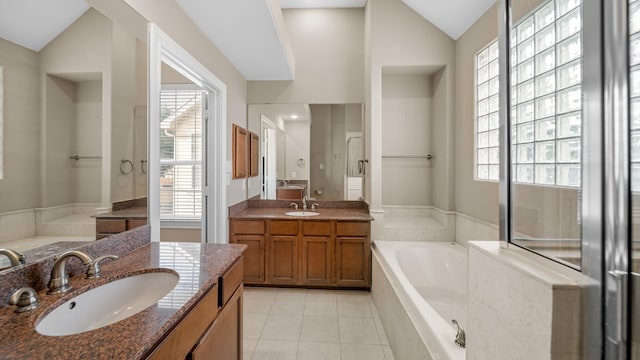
[248,103,365,201]
[0,2,148,270]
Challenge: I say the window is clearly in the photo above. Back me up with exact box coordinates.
[474,0,583,187]
[475,40,500,181]
[511,0,582,187]
[159,87,205,221]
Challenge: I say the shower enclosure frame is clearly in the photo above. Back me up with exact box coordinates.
[498,0,634,358]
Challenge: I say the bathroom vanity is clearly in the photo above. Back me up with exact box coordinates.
[229,200,373,289]
[0,226,246,360]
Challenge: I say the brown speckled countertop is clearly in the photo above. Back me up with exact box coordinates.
[0,241,246,360]
[93,206,148,219]
[229,207,373,221]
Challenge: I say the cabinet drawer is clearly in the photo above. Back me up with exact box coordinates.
[270,221,298,235]
[336,222,369,237]
[220,258,243,307]
[96,219,126,233]
[127,219,147,230]
[232,220,265,235]
[303,222,332,236]
[147,283,219,360]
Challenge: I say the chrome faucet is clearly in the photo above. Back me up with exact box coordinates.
[0,249,25,267]
[47,251,94,294]
[311,203,320,210]
[452,319,466,348]
[302,195,308,210]
[290,202,299,210]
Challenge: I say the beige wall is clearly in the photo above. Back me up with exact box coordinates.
[284,121,310,181]
[247,8,365,104]
[368,0,456,211]
[124,0,249,207]
[75,80,103,204]
[454,4,499,224]
[381,74,432,206]
[43,76,77,207]
[0,39,40,213]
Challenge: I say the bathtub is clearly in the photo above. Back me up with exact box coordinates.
[372,241,467,360]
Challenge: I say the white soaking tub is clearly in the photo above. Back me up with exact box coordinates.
[372,241,467,360]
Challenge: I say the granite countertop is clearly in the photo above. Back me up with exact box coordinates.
[230,207,374,221]
[0,242,246,360]
[93,206,148,219]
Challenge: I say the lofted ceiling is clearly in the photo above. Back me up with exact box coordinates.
[401,0,496,40]
[0,0,89,51]
[0,0,496,80]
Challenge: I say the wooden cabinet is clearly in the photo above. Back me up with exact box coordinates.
[335,222,371,287]
[276,188,305,200]
[191,286,243,360]
[229,218,371,288]
[232,124,248,179]
[95,217,147,240]
[230,220,266,284]
[249,131,259,177]
[146,258,244,360]
[268,221,299,284]
[301,236,332,285]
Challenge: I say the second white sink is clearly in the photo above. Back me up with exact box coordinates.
[285,211,320,217]
[36,271,179,336]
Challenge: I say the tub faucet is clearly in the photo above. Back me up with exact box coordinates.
[47,250,94,295]
[0,249,25,267]
[452,319,466,348]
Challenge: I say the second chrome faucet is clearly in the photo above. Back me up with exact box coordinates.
[47,251,119,295]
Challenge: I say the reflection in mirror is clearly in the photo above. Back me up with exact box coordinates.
[0,65,3,181]
[508,0,583,268]
[157,63,204,242]
[248,104,364,201]
[0,5,147,270]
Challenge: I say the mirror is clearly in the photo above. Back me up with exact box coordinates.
[0,4,148,269]
[248,103,364,201]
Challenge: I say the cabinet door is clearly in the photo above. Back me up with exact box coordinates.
[191,286,243,360]
[268,235,298,284]
[231,235,265,284]
[335,237,370,288]
[301,236,332,286]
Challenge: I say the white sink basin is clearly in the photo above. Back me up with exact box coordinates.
[36,271,179,336]
[285,211,320,217]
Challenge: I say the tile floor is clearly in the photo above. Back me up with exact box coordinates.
[243,287,395,360]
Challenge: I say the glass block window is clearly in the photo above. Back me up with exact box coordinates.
[631,0,640,191]
[511,0,582,187]
[475,40,500,181]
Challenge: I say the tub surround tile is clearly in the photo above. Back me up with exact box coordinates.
[0,225,151,302]
[0,209,36,243]
[371,257,434,360]
[0,228,246,360]
[467,241,593,359]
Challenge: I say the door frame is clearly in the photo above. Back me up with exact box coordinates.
[148,24,227,243]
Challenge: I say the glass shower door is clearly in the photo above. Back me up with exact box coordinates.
[630,0,640,356]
